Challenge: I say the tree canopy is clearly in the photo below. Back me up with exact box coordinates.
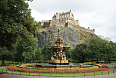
[0,0,37,50]
[72,44,87,63]
[0,0,39,65]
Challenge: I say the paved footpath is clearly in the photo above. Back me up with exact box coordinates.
[0,65,116,78]
[0,73,116,78]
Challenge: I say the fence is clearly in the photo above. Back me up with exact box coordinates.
[0,68,115,77]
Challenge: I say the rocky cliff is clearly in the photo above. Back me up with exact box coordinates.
[37,25,94,48]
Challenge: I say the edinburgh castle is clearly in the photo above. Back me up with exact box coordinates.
[39,10,95,33]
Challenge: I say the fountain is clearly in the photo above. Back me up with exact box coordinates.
[48,26,70,65]
[36,26,81,69]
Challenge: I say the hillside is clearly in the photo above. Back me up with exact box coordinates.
[37,25,95,48]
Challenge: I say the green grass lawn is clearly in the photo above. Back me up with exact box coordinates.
[0,68,115,77]
[0,60,21,66]
[109,66,114,68]
[89,61,116,65]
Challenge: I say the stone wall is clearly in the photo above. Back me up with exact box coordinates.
[50,21,66,27]
[65,22,95,33]
[39,20,95,33]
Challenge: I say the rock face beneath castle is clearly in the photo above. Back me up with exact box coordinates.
[37,26,80,48]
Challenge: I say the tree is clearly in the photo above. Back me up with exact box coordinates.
[35,48,44,61]
[0,47,9,65]
[15,35,38,63]
[41,41,54,61]
[65,50,70,60]
[72,44,87,63]
[85,36,108,63]
[0,0,37,50]
[0,0,38,65]
[104,41,116,63]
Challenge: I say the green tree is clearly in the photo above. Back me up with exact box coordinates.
[0,0,38,65]
[15,35,38,63]
[0,47,9,65]
[0,0,36,50]
[65,50,70,60]
[104,41,116,63]
[72,44,87,63]
[41,41,54,61]
[36,48,44,61]
[85,36,108,63]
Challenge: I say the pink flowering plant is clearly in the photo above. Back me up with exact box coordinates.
[6,65,109,74]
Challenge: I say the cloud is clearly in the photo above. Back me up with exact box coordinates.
[27,0,116,42]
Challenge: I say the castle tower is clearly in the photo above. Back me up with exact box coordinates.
[56,12,59,20]
[69,10,72,17]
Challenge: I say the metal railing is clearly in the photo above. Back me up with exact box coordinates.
[0,68,115,77]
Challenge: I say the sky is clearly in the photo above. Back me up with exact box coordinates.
[27,0,116,42]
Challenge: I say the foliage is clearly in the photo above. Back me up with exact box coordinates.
[72,44,87,63]
[104,41,116,63]
[60,27,67,32]
[0,47,9,65]
[41,41,54,61]
[0,47,9,57]
[15,35,38,63]
[0,0,37,50]
[85,36,109,62]
[35,48,43,60]
[72,36,116,63]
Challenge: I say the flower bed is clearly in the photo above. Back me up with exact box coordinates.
[6,65,109,74]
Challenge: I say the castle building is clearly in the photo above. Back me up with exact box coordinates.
[52,10,79,25]
[39,10,95,33]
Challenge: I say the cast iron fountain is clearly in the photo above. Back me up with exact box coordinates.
[36,26,81,69]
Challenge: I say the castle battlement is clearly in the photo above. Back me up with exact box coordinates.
[39,10,95,33]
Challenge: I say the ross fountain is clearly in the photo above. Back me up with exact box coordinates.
[36,25,81,69]
[48,26,70,65]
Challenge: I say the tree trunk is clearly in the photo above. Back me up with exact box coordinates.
[82,56,85,63]
[96,59,99,63]
[21,58,23,64]
[2,56,5,66]
[9,60,10,64]
[109,59,111,63]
